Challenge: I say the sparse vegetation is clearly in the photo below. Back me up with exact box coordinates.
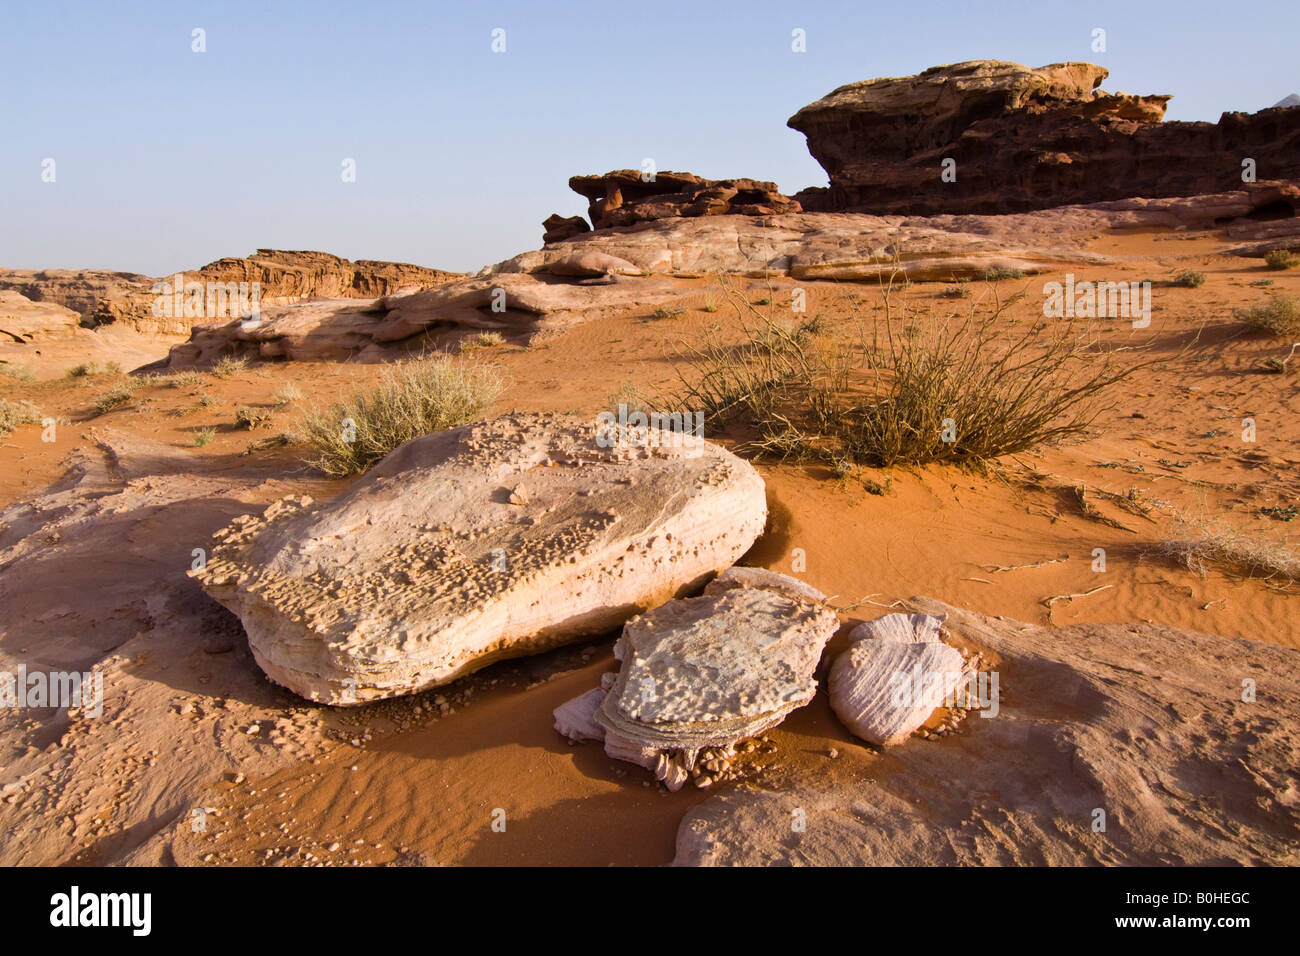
[0,399,41,435]
[604,383,653,416]
[273,383,304,406]
[210,355,250,378]
[67,361,121,378]
[197,392,221,408]
[670,276,1157,468]
[461,331,504,351]
[92,381,144,415]
[1157,512,1298,583]
[190,428,216,447]
[0,364,34,381]
[1173,270,1206,288]
[234,407,274,429]
[1264,249,1298,270]
[650,306,686,320]
[980,267,1024,281]
[1236,295,1300,336]
[299,355,504,476]
[940,281,973,299]
[166,370,207,389]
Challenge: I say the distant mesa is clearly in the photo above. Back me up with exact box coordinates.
[787,60,1300,215]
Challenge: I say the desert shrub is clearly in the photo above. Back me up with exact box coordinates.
[604,383,653,416]
[210,355,250,378]
[0,364,34,381]
[0,399,40,435]
[298,355,503,476]
[461,331,504,351]
[980,267,1024,281]
[650,306,685,320]
[166,370,207,388]
[1264,249,1298,270]
[1235,295,1300,337]
[234,407,273,429]
[272,383,303,405]
[941,282,973,299]
[67,361,121,378]
[1173,270,1206,288]
[92,381,144,415]
[670,278,1156,467]
[190,428,216,447]
[1156,513,1298,582]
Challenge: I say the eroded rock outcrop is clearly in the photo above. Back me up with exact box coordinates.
[569,170,801,229]
[789,60,1300,215]
[0,290,81,343]
[674,597,1300,866]
[555,568,838,791]
[193,412,768,704]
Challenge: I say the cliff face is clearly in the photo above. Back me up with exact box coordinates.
[566,170,800,230]
[788,60,1300,215]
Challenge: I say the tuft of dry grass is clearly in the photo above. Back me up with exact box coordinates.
[0,399,41,435]
[92,380,145,415]
[1156,513,1298,583]
[461,331,504,351]
[210,355,250,378]
[67,361,121,378]
[0,364,34,381]
[669,275,1157,468]
[298,355,504,476]
[234,407,273,429]
[1235,295,1300,337]
[1173,270,1206,288]
[190,427,216,447]
[272,383,303,406]
[166,370,207,389]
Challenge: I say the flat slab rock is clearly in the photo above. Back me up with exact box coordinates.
[675,598,1300,866]
[555,568,839,790]
[193,412,767,704]
[829,612,967,746]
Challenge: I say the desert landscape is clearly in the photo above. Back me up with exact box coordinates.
[3,43,1299,883]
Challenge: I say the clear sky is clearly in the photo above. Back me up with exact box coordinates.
[2,0,1296,276]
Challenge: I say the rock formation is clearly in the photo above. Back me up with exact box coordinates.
[0,268,150,322]
[555,568,839,791]
[828,612,968,746]
[788,60,1300,215]
[542,213,591,245]
[674,598,1300,866]
[192,412,768,704]
[0,290,81,343]
[568,170,801,229]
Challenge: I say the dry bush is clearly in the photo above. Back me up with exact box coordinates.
[67,361,121,378]
[1235,295,1300,337]
[670,275,1158,467]
[461,331,504,351]
[273,383,303,405]
[0,399,41,435]
[0,364,34,381]
[210,355,250,378]
[92,380,145,415]
[1174,270,1206,288]
[298,355,503,476]
[1264,249,1298,270]
[1156,513,1298,583]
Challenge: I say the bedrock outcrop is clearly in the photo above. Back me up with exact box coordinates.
[192,412,768,704]
[788,60,1300,215]
[568,170,801,230]
[674,598,1300,866]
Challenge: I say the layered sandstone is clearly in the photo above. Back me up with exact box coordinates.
[568,170,800,230]
[788,60,1300,215]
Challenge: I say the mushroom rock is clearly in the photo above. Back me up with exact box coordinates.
[829,611,967,746]
[192,411,768,704]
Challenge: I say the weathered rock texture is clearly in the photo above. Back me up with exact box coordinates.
[674,597,1300,866]
[193,412,768,705]
[0,268,150,322]
[828,612,966,746]
[542,213,591,245]
[0,290,81,343]
[569,170,801,229]
[788,60,1300,216]
[556,568,838,790]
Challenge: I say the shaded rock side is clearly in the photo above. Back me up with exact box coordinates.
[789,60,1300,215]
[569,170,801,229]
[192,412,768,704]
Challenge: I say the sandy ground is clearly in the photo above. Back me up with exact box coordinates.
[1,228,1297,865]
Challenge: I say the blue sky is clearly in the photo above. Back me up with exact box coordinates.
[2,0,1296,275]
